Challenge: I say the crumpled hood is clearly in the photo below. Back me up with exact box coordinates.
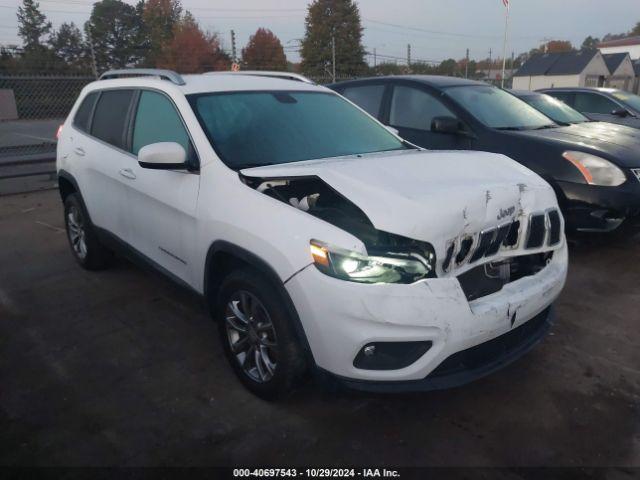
[241,149,557,250]
[511,122,640,167]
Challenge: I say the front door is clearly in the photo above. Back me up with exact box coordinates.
[122,89,200,284]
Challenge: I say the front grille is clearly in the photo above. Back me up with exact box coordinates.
[441,209,561,272]
[525,214,546,248]
[547,210,561,246]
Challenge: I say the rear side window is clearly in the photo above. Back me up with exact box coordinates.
[91,90,134,150]
[341,84,385,118]
[390,85,455,131]
[132,91,191,156]
[573,93,618,114]
[73,92,98,132]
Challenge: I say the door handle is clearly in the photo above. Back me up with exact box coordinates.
[74,147,85,157]
[119,168,136,180]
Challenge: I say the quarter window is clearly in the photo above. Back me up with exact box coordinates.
[390,85,455,131]
[73,91,98,133]
[341,84,385,117]
[132,90,191,156]
[573,93,618,114]
[91,90,134,150]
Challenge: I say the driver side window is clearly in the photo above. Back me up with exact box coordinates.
[132,90,193,158]
[573,93,618,114]
[389,85,455,131]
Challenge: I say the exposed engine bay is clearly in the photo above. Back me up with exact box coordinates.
[242,175,437,275]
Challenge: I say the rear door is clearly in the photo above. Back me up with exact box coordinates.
[73,89,135,241]
[339,83,388,119]
[386,83,471,149]
[123,89,200,283]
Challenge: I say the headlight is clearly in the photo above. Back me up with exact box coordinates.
[309,240,435,284]
[562,151,626,186]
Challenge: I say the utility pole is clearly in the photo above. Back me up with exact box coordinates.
[465,48,469,78]
[230,30,237,64]
[407,44,411,70]
[331,35,336,83]
[373,48,377,69]
[500,0,511,88]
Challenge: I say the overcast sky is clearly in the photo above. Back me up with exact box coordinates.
[0,0,638,63]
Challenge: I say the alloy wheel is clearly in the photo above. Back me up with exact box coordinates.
[67,205,87,260]
[225,290,278,383]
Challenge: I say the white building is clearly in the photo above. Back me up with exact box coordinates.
[602,53,636,90]
[598,36,640,60]
[512,50,609,91]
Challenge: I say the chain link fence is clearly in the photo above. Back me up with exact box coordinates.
[0,75,94,194]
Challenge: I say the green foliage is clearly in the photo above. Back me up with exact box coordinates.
[300,0,367,77]
[84,0,145,73]
[142,0,182,66]
[49,23,90,72]
[581,36,600,51]
[17,0,51,52]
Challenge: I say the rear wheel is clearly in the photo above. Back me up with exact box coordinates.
[63,193,112,270]
[217,268,306,399]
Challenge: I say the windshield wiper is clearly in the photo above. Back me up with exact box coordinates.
[533,124,560,130]
[234,161,278,170]
[495,126,528,131]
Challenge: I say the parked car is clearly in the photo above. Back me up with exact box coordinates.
[330,76,640,233]
[538,87,640,130]
[56,69,568,399]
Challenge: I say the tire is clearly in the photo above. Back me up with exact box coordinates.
[63,193,113,270]
[216,268,307,400]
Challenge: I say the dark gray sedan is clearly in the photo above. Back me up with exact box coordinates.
[538,87,640,130]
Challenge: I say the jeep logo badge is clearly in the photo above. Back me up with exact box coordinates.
[497,206,516,221]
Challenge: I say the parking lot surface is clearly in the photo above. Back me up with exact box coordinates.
[1,189,639,467]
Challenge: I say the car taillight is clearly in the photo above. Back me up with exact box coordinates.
[56,124,63,139]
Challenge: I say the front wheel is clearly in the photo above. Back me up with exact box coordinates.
[216,269,307,400]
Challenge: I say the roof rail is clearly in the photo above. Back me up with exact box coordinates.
[99,69,186,86]
[205,71,315,84]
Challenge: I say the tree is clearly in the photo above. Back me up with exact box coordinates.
[142,0,182,66]
[84,0,145,73]
[300,0,367,78]
[17,0,51,52]
[543,40,573,53]
[631,21,640,36]
[48,22,89,71]
[157,12,230,73]
[581,36,600,51]
[241,28,287,70]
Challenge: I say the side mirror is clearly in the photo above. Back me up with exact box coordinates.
[385,125,400,136]
[431,116,463,135]
[611,108,631,118]
[138,142,187,170]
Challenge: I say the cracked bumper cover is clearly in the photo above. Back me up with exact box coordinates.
[285,242,568,385]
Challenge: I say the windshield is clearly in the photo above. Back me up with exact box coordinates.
[611,91,640,112]
[521,94,589,124]
[445,85,556,130]
[188,91,408,169]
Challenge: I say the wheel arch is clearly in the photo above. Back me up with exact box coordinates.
[204,240,315,365]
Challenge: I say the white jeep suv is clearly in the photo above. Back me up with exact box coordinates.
[56,69,568,399]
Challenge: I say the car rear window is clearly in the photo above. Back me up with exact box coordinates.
[90,90,134,150]
[73,92,99,133]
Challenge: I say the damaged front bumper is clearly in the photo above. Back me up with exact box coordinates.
[284,241,568,387]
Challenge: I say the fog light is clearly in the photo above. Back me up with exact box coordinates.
[353,341,432,370]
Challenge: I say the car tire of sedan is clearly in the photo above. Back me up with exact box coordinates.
[63,193,113,270]
[217,268,307,400]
